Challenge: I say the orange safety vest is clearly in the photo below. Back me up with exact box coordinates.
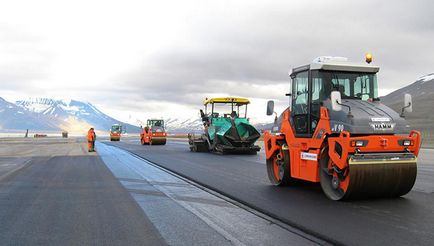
[87,129,95,141]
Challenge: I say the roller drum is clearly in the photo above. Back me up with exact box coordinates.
[110,136,120,141]
[321,151,417,200]
[344,161,417,199]
[151,137,166,145]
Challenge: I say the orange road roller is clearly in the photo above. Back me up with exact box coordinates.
[140,119,167,145]
[264,55,421,200]
[110,124,122,141]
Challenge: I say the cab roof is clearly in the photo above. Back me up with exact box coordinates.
[290,56,380,76]
[204,97,250,105]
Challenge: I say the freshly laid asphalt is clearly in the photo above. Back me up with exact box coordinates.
[0,138,165,246]
[2,137,433,245]
[106,138,434,246]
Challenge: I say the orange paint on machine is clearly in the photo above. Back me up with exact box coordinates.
[140,119,167,146]
[264,55,421,200]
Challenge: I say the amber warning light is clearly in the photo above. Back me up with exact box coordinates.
[365,53,373,64]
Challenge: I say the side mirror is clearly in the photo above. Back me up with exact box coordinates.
[266,100,274,115]
[404,94,412,113]
[331,91,342,111]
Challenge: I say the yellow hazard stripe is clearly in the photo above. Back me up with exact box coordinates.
[349,158,417,165]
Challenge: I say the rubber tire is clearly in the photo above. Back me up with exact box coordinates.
[190,144,197,152]
[319,147,346,201]
[249,150,258,155]
[266,146,292,186]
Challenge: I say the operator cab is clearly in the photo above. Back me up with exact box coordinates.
[147,119,165,132]
[289,57,379,137]
[111,124,123,133]
[203,97,250,124]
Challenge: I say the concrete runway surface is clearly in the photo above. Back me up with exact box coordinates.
[105,137,434,246]
[0,138,324,246]
[0,138,165,246]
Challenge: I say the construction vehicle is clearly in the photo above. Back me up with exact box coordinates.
[188,97,261,154]
[264,55,421,200]
[110,124,122,141]
[140,119,167,145]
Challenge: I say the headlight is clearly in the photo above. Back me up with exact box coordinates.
[399,139,413,146]
[351,140,368,147]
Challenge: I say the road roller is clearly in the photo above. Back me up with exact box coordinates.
[264,55,421,200]
[140,119,167,145]
[188,97,261,154]
[110,124,122,141]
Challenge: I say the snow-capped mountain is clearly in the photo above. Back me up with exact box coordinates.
[381,73,434,105]
[0,97,141,134]
[18,98,142,133]
[164,117,203,133]
[17,98,105,119]
[0,97,59,131]
[381,73,434,133]
[1,97,205,134]
[2,73,431,135]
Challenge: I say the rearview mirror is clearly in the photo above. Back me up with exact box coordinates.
[404,94,412,113]
[331,91,342,111]
[266,100,274,115]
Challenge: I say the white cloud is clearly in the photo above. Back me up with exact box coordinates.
[0,0,433,124]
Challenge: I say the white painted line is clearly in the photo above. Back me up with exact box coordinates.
[0,159,32,181]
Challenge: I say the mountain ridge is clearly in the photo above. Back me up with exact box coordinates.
[381,73,434,136]
[0,97,141,134]
[1,73,432,136]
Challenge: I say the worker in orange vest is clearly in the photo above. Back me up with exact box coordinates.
[87,128,96,152]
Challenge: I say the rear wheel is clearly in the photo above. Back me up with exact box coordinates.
[266,144,292,186]
[249,150,258,155]
[190,144,197,152]
[319,147,349,201]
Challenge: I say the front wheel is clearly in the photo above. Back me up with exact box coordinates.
[319,147,349,200]
[266,145,292,186]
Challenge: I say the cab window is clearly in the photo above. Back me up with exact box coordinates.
[292,71,309,115]
[311,77,323,133]
[291,71,309,134]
